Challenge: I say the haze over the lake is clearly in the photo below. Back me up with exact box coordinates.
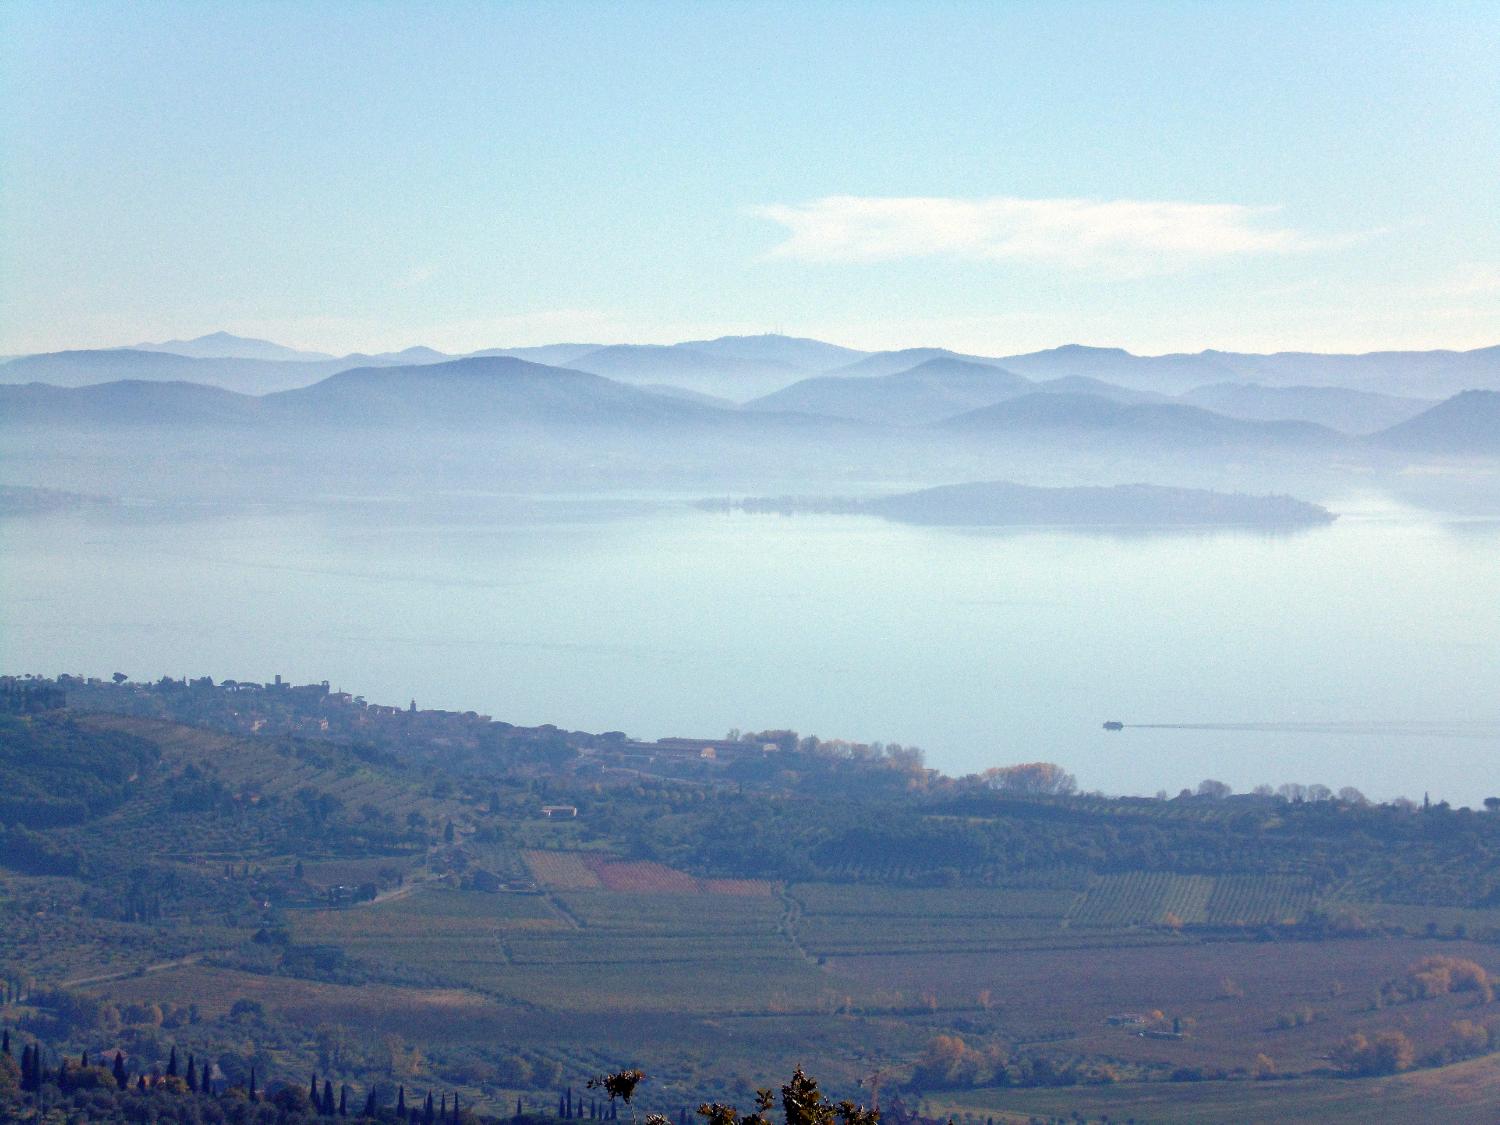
[3,0,1498,808]
[4,485,1499,805]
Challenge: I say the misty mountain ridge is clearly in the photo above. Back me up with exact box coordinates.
[9,332,1500,403]
[745,357,1033,424]
[1181,383,1434,434]
[673,333,869,372]
[135,330,338,363]
[0,378,265,426]
[8,357,1495,466]
[562,343,808,400]
[257,355,730,429]
[1371,389,1500,455]
[938,392,1343,448]
[0,349,349,395]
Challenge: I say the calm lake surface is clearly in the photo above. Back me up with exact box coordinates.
[4,491,1498,804]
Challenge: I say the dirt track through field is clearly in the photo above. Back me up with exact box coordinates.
[63,951,214,988]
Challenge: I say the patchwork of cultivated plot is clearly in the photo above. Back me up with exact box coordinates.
[557,890,781,930]
[83,961,513,1040]
[789,883,1084,956]
[700,878,775,897]
[1201,874,1314,925]
[794,883,1080,918]
[931,1050,1500,1125]
[291,882,830,1014]
[826,937,1500,1074]
[292,886,568,984]
[587,857,700,893]
[523,850,773,897]
[1067,872,1318,928]
[522,850,602,889]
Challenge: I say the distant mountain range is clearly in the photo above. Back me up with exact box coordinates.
[745,357,1034,424]
[2,333,1496,459]
[0,357,726,431]
[936,392,1341,449]
[1371,390,1500,456]
[6,332,1499,405]
[4,354,1492,464]
[135,331,336,363]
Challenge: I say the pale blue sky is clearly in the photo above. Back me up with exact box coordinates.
[2,1,1497,356]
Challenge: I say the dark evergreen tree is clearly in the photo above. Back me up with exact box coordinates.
[186,1055,197,1090]
[167,1046,178,1077]
[398,1084,407,1118]
[311,1071,321,1106]
[364,1087,379,1117]
[340,1084,349,1116]
[113,1050,127,1090]
[453,1093,461,1124]
[1,1028,8,1056]
[249,1066,257,1101]
[425,1090,436,1124]
[81,1050,89,1068]
[138,1074,147,1092]
[325,1078,336,1115]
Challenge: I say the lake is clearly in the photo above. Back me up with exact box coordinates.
[3,490,1498,804]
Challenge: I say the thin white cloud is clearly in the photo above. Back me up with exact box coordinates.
[754,194,1323,273]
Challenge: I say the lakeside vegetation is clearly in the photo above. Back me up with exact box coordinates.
[5,674,1500,1122]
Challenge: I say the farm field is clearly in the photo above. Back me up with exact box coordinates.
[524,850,775,897]
[929,1051,1500,1124]
[90,963,502,1040]
[291,882,831,1014]
[823,936,1500,1074]
[12,709,1500,1121]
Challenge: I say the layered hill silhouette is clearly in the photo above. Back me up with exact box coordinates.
[259,355,724,429]
[1372,389,1500,455]
[7,333,1500,406]
[4,334,1497,464]
[0,379,263,426]
[10,356,1496,465]
[936,392,1342,448]
[0,349,349,395]
[562,344,804,399]
[745,357,1032,424]
[0,356,808,434]
[1180,383,1433,434]
[135,330,336,363]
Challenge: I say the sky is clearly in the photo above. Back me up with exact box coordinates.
[2,0,1498,358]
